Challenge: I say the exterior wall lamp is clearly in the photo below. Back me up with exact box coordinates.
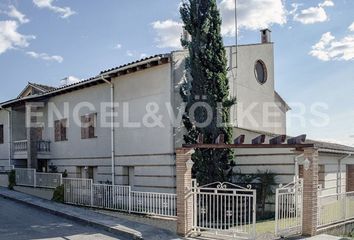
[186,159,194,170]
[303,158,311,171]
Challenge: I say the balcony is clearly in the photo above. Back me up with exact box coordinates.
[13,140,51,159]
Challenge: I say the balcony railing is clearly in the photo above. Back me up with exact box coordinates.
[13,140,51,153]
[13,140,27,152]
[37,140,51,152]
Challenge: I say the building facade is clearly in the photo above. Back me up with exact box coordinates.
[1,31,353,198]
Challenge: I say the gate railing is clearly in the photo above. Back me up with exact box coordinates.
[63,178,177,218]
[130,191,177,217]
[318,191,354,228]
[275,178,303,237]
[191,180,256,239]
[15,168,62,189]
[15,168,36,187]
[64,178,93,206]
[36,172,62,188]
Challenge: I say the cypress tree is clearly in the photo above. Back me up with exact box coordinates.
[180,0,236,185]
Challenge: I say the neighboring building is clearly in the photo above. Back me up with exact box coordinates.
[0,30,353,199]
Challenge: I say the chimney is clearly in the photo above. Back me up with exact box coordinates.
[260,29,271,43]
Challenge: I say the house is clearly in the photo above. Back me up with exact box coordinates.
[0,29,353,199]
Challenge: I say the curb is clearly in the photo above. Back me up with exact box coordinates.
[0,191,143,240]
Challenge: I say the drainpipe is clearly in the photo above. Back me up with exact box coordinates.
[294,153,304,181]
[0,107,12,166]
[101,75,115,185]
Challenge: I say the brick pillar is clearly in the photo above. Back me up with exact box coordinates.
[302,147,319,236]
[176,148,195,237]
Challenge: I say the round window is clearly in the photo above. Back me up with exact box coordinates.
[254,60,267,84]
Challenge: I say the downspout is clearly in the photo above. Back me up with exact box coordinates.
[0,107,12,166]
[294,153,304,181]
[101,76,115,185]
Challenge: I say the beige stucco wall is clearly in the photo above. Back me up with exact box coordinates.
[112,63,175,193]
[226,44,287,135]
[0,109,10,166]
[37,83,112,183]
[171,43,287,144]
[319,153,354,196]
[8,63,176,192]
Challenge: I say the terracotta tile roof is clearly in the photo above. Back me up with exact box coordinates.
[29,82,56,92]
[0,54,171,107]
[100,54,170,74]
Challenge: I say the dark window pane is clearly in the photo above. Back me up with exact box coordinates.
[255,60,267,84]
[0,125,3,144]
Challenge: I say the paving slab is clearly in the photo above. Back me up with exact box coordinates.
[298,234,349,240]
[0,187,182,240]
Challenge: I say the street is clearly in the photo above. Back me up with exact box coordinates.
[0,197,127,240]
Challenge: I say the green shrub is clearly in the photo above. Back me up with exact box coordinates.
[8,170,16,190]
[52,184,64,203]
[62,169,68,178]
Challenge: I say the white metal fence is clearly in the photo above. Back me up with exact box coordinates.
[63,178,177,218]
[64,178,93,206]
[130,191,177,217]
[93,183,131,211]
[0,165,14,172]
[15,168,62,189]
[275,179,303,238]
[191,180,256,240]
[318,191,354,228]
[15,168,36,187]
[36,172,62,188]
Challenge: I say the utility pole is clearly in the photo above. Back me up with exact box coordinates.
[234,0,238,69]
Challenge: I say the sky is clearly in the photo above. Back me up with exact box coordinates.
[0,0,353,146]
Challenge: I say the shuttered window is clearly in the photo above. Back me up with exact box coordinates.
[54,119,67,142]
[0,125,3,144]
[81,113,97,139]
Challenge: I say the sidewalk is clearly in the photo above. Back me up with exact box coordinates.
[0,187,182,240]
[299,234,349,240]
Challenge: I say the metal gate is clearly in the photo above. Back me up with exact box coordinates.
[275,178,303,238]
[191,180,256,239]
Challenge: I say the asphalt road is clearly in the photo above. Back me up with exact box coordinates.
[0,197,127,240]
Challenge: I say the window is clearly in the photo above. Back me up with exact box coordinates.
[81,113,97,139]
[0,125,3,144]
[254,60,268,84]
[34,127,43,140]
[77,166,97,182]
[54,119,67,142]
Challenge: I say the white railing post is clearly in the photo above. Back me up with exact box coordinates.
[275,188,279,236]
[33,169,36,188]
[192,180,197,231]
[128,186,131,213]
[344,192,348,220]
[90,179,93,207]
[252,189,257,238]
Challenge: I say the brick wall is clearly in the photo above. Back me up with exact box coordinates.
[346,165,354,192]
[176,148,194,236]
[302,147,319,236]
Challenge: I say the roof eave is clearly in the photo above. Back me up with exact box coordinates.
[1,54,171,108]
